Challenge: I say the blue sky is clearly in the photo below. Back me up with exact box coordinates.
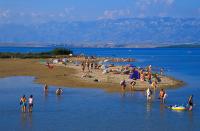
[0,0,200,23]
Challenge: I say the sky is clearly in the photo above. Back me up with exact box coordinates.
[0,0,200,23]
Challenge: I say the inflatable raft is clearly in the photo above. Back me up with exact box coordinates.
[171,106,186,111]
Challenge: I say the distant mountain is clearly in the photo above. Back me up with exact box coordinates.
[0,17,200,47]
[158,43,200,48]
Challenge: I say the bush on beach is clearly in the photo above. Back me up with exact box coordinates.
[0,48,73,58]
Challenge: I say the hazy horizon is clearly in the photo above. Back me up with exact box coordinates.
[0,0,200,47]
[0,0,200,24]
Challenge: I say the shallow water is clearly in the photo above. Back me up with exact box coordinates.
[0,48,200,131]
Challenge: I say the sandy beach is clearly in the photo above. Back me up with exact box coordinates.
[0,58,184,92]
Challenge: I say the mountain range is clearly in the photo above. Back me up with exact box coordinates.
[0,17,200,47]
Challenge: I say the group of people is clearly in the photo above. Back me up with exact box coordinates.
[120,79,136,91]
[81,61,99,72]
[19,84,63,113]
[146,88,167,103]
[44,84,63,96]
[146,87,194,111]
[20,95,33,113]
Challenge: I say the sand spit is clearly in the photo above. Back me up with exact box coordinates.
[0,58,184,92]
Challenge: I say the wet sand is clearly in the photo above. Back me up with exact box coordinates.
[0,59,184,92]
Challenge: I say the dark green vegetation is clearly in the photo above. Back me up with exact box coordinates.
[0,48,73,58]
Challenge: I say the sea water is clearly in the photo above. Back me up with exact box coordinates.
[0,47,200,131]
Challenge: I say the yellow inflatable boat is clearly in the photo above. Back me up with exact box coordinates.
[171,106,186,111]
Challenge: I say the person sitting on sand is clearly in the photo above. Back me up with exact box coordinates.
[20,95,27,113]
[188,95,193,111]
[56,88,63,95]
[44,84,48,92]
[28,95,34,112]
[46,62,54,69]
[120,80,126,91]
[130,80,136,91]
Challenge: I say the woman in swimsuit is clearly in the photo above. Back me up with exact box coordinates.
[20,95,27,113]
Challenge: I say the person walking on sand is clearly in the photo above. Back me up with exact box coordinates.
[20,95,27,113]
[120,80,126,91]
[188,95,193,111]
[28,95,34,112]
[56,88,63,95]
[81,62,85,72]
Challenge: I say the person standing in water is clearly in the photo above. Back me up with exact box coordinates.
[20,95,27,113]
[163,92,167,103]
[146,87,152,101]
[44,84,48,92]
[159,89,165,103]
[28,95,34,112]
[120,80,126,92]
[130,80,136,91]
[188,95,193,111]
[56,88,63,95]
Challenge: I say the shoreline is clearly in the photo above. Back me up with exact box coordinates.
[0,58,185,92]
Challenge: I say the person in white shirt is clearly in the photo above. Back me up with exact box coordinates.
[28,95,33,112]
[146,87,152,101]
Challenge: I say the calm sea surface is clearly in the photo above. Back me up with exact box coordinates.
[0,47,200,131]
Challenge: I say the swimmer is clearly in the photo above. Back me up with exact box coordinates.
[56,88,63,95]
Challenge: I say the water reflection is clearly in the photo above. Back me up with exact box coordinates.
[159,103,165,116]
[120,92,126,98]
[20,112,32,129]
[27,113,33,128]
[146,101,152,112]
[43,91,48,101]
[20,113,27,127]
